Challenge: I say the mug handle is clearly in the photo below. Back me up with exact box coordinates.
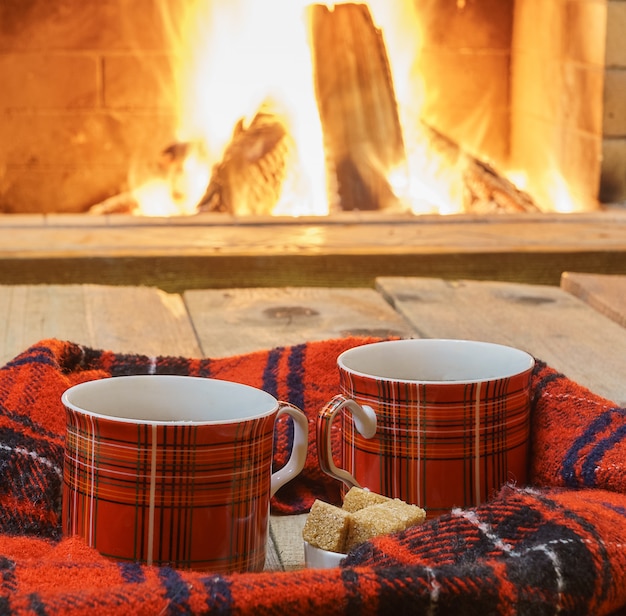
[270,402,309,497]
[317,394,377,490]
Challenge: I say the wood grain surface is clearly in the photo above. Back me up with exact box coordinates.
[376,277,626,405]
[561,271,626,328]
[184,286,414,356]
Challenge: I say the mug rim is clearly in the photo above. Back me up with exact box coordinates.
[337,338,535,384]
[62,374,280,425]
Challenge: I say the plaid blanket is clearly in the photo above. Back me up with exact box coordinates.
[1,337,626,615]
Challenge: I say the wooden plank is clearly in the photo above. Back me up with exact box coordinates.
[561,272,626,328]
[4,251,626,292]
[269,514,308,572]
[376,277,626,406]
[183,287,415,357]
[0,284,201,366]
[3,213,625,258]
[0,213,625,291]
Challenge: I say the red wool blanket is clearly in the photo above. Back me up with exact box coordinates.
[1,337,626,615]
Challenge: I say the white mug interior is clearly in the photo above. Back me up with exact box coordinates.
[62,375,279,424]
[338,339,535,383]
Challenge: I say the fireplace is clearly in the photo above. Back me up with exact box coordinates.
[0,1,625,292]
[0,0,624,216]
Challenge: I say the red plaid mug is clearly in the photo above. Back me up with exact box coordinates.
[61,375,308,572]
[318,339,535,517]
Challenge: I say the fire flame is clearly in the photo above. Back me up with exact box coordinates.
[145,0,328,217]
[129,1,582,217]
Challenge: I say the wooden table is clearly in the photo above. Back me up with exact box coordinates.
[1,274,624,571]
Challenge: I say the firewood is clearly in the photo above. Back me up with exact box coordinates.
[308,3,407,212]
[463,160,540,214]
[198,103,294,216]
[88,192,138,215]
[418,121,540,214]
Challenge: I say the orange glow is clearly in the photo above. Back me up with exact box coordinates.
[131,144,210,217]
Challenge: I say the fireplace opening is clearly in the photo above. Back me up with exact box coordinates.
[0,1,624,218]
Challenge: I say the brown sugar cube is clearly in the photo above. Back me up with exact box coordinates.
[345,499,426,551]
[302,499,352,553]
[341,486,392,512]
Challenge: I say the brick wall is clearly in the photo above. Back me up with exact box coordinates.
[0,0,178,213]
[601,0,626,202]
[510,0,608,211]
[412,0,514,171]
[509,0,626,210]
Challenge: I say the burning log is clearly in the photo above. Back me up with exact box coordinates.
[198,102,295,216]
[88,111,292,218]
[88,191,138,215]
[463,159,540,214]
[419,121,541,214]
[308,3,407,212]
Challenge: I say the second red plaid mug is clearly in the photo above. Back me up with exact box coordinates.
[317,339,535,518]
[61,375,308,572]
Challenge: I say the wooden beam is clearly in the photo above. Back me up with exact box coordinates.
[0,212,625,292]
[184,287,414,357]
[0,284,201,365]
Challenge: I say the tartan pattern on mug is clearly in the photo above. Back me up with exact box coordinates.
[339,369,532,516]
[63,406,276,572]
